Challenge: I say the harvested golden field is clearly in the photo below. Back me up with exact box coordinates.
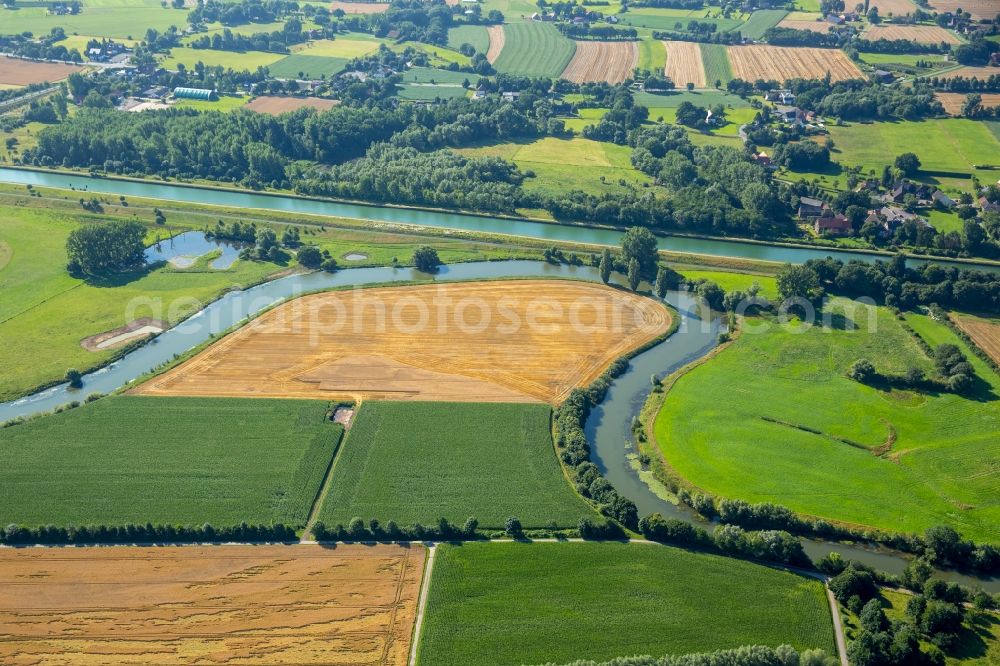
[952,314,1000,365]
[0,56,85,86]
[663,40,706,88]
[0,544,425,666]
[928,0,998,19]
[937,92,1000,115]
[561,41,638,83]
[776,18,833,32]
[726,45,862,83]
[486,25,505,63]
[865,24,960,44]
[939,66,1000,80]
[329,0,388,12]
[246,95,340,114]
[867,0,918,14]
[135,280,671,405]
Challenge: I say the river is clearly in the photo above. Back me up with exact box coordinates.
[2,167,998,274]
[0,256,995,589]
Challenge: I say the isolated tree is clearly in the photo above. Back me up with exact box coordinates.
[412,245,440,272]
[894,153,921,177]
[65,368,83,389]
[621,226,658,276]
[848,359,877,383]
[654,266,670,298]
[65,219,146,275]
[297,245,322,269]
[599,248,612,284]
[627,258,640,291]
[504,516,523,538]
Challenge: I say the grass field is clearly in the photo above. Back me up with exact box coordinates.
[173,94,249,112]
[398,84,469,100]
[740,9,789,39]
[0,396,342,527]
[0,544,423,666]
[859,52,946,66]
[654,301,1000,542]
[447,24,490,55]
[827,119,1000,188]
[317,402,594,528]
[635,89,750,109]
[699,43,733,86]
[291,37,381,58]
[398,41,472,67]
[457,136,659,197]
[620,8,744,32]
[638,38,667,72]
[402,66,474,84]
[0,0,183,39]
[136,280,671,404]
[418,542,837,665]
[679,270,778,299]
[492,22,576,78]
[161,47,284,72]
[267,53,349,78]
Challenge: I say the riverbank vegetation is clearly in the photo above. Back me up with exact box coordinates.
[0,396,342,527]
[316,401,596,529]
[417,542,837,665]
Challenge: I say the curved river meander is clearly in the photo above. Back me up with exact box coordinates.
[1,254,996,589]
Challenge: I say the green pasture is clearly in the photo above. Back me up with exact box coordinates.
[654,300,1000,542]
[859,52,946,66]
[0,397,342,527]
[826,119,1000,191]
[700,42,733,86]
[0,0,183,39]
[560,107,607,133]
[397,84,469,100]
[620,8,744,33]
[635,89,750,109]
[292,37,381,58]
[492,22,576,78]
[417,541,837,666]
[679,269,778,299]
[447,24,490,55]
[317,402,595,529]
[173,95,249,112]
[402,66,474,85]
[456,136,658,197]
[267,53,349,78]
[398,41,472,67]
[740,9,789,39]
[161,47,285,72]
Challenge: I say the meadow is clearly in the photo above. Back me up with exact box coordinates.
[447,24,491,55]
[161,47,285,72]
[739,9,789,39]
[291,37,381,58]
[620,8,744,32]
[699,43,733,86]
[267,53,349,78]
[0,0,183,39]
[492,22,576,78]
[0,397,342,527]
[398,84,469,100]
[318,402,595,529]
[417,542,837,665]
[637,38,667,72]
[654,301,1000,542]
[826,119,1000,189]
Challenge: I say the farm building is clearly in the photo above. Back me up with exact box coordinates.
[798,197,827,219]
[815,211,852,236]
[173,87,217,101]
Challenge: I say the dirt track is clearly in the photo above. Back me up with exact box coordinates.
[0,544,425,666]
[726,45,862,83]
[561,41,638,84]
[133,280,671,405]
[0,56,85,86]
[486,25,505,63]
[865,24,960,44]
[663,41,706,88]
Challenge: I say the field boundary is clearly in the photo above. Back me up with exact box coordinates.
[302,419,350,540]
[408,543,437,666]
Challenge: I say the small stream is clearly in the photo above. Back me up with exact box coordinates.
[0,258,996,589]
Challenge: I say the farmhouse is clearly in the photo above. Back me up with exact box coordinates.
[866,206,931,238]
[980,196,1000,213]
[873,69,894,84]
[932,190,956,209]
[815,211,852,236]
[798,196,827,218]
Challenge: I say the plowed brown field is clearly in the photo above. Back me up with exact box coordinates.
[246,96,339,114]
[134,280,671,404]
[928,0,997,19]
[865,24,960,44]
[561,41,638,83]
[867,0,918,14]
[726,45,862,83]
[0,544,425,666]
[663,40,706,88]
[952,314,1000,365]
[776,18,833,32]
[486,25,505,63]
[0,56,85,86]
[937,92,1000,115]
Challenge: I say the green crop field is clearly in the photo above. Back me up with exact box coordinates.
[402,66,475,85]
[654,300,1000,542]
[826,119,1000,190]
[740,9,788,39]
[456,136,658,198]
[398,84,469,100]
[267,53,349,78]
[317,402,595,529]
[418,542,836,665]
[0,396,342,527]
[0,0,184,39]
[699,43,733,86]
[447,24,490,55]
[492,22,576,78]
[161,47,285,72]
[638,38,667,72]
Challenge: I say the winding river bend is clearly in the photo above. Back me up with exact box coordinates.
[0,258,995,589]
[3,166,999,274]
